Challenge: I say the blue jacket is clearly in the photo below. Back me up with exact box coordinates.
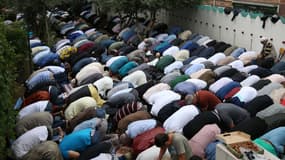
[119,61,138,77]
[164,34,177,43]
[154,41,172,54]
[26,70,56,91]
[174,81,197,95]
[198,47,215,58]
[215,81,241,100]
[36,53,60,68]
[121,29,136,42]
[109,56,129,74]
[180,40,199,52]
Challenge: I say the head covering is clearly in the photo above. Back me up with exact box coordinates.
[271,14,280,24]
[224,7,232,15]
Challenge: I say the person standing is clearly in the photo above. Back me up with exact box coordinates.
[154,132,192,160]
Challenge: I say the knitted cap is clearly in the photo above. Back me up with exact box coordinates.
[224,7,233,15]
[271,14,280,24]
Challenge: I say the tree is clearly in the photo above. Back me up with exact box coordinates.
[12,0,88,45]
[94,0,204,27]
[95,0,204,17]
[13,0,60,45]
[5,21,31,82]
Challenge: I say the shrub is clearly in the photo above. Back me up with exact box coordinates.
[0,19,29,159]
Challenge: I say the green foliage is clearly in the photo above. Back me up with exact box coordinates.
[163,0,203,9]
[14,0,57,42]
[5,22,29,56]
[0,20,21,159]
[12,0,83,44]
[94,0,204,20]
[94,0,141,16]
[68,0,89,17]
[93,0,204,34]
[92,0,204,37]
[5,21,31,82]
[0,0,13,9]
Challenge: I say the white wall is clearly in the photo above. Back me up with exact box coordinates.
[157,8,285,56]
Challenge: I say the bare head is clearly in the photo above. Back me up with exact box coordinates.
[184,94,196,105]
[119,133,132,146]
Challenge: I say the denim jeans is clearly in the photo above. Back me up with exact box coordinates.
[101,51,112,64]
[27,71,55,91]
[91,130,101,145]
[205,140,221,160]
[271,61,285,73]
